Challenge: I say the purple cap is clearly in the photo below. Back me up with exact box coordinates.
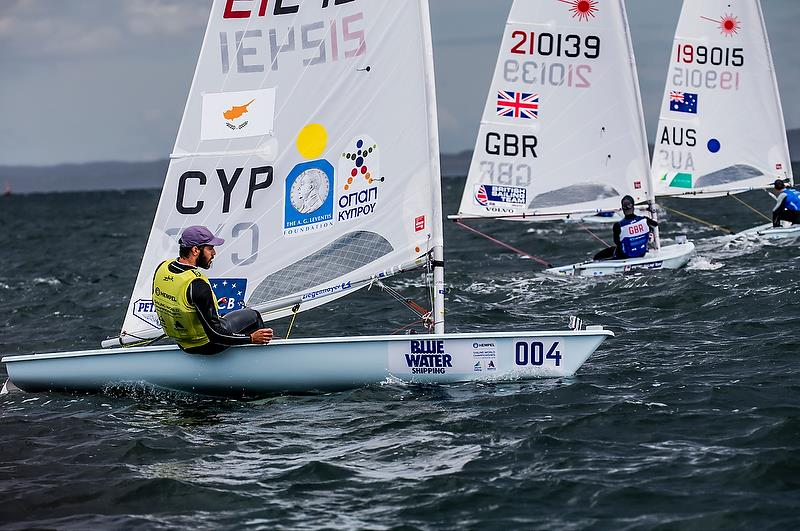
[179,226,225,247]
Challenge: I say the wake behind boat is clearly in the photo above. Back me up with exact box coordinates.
[2,0,612,396]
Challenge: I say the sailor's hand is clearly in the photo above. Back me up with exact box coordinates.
[250,328,273,345]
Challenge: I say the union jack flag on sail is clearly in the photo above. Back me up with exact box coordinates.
[497,90,539,120]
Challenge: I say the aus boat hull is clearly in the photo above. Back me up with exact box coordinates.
[544,242,695,277]
[2,330,613,397]
[736,222,800,241]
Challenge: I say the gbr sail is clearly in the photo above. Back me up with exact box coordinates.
[119,0,443,343]
[652,0,792,197]
[455,0,651,221]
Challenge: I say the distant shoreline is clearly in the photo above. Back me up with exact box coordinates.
[3,128,799,194]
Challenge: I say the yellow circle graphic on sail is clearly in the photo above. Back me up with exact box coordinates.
[296,124,328,160]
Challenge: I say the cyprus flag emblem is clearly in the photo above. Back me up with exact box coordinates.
[201,88,276,140]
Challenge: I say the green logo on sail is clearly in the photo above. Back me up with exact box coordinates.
[663,173,693,189]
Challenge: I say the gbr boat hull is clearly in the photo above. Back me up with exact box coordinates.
[544,242,695,277]
[2,330,612,397]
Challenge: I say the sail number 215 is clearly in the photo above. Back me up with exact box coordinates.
[515,341,562,367]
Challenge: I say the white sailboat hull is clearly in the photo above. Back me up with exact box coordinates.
[735,222,800,241]
[544,242,695,277]
[2,330,612,397]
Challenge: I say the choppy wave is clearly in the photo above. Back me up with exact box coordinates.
[1,187,799,529]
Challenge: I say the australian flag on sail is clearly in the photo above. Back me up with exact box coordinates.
[669,91,698,114]
[210,278,248,316]
[497,90,539,119]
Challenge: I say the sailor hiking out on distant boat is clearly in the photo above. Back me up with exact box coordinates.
[152,226,273,354]
[772,179,800,227]
[593,195,659,261]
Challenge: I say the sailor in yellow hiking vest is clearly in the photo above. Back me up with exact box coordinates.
[152,226,273,354]
[592,195,659,261]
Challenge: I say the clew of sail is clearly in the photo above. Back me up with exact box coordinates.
[454,0,652,222]
[117,0,443,345]
[652,0,792,198]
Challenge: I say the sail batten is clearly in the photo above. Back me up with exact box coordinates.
[118,0,443,343]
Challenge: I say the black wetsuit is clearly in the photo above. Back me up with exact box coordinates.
[165,261,264,355]
[772,192,800,227]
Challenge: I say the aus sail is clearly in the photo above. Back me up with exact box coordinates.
[652,0,792,197]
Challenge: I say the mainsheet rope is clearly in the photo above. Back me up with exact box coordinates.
[578,225,610,247]
[659,205,733,234]
[729,194,771,221]
[453,220,553,267]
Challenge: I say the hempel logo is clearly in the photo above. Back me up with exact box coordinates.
[153,287,178,302]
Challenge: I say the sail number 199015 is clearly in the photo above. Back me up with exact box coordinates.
[514,341,561,367]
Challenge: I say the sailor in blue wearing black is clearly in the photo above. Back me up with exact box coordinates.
[593,195,658,260]
[771,179,800,227]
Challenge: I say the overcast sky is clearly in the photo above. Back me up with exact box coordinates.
[1,0,798,166]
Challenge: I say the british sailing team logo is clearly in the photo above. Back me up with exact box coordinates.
[474,184,527,207]
[223,99,255,131]
[284,124,335,237]
[475,184,490,206]
[701,13,741,37]
[559,0,598,22]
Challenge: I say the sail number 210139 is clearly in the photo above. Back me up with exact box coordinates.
[515,341,562,367]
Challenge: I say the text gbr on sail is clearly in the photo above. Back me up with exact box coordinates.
[485,132,537,158]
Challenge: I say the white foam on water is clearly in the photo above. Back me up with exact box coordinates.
[32,277,61,286]
[687,256,724,271]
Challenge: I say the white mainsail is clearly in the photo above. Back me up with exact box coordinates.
[652,0,792,198]
[119,0,444,343]
[455,0,652,221]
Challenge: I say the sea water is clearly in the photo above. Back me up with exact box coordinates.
[1,180,798,529]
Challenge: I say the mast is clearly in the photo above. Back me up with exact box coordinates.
[756,0,792,186]
[620,0,660,250]
[419,0,445,334]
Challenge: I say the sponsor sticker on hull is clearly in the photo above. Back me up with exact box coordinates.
[388,338,500,376]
